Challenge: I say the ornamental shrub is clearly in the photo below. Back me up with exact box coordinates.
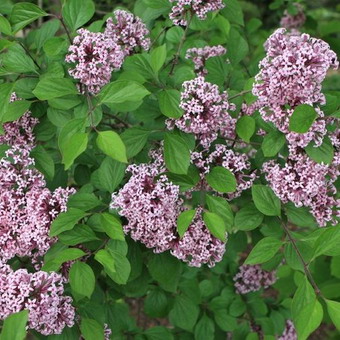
[0,0,339,339]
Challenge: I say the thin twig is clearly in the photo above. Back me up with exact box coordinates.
[150,26,167,49]
[224,137,261,146]
[229,90,252,100]
[57,15,72,44]
[85,90,98,131]
[19,42,41,70]
[169,14,193,76]
[104,111,131,128]
[279,218,323,297]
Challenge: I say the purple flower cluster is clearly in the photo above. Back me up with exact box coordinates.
[111,162,182,253]
[105,10,151,57]
[253,28,338,149]
[166,76,236,148]
[186,45,226,76]
[191,144,256,199]
[278,320,297,340]
[171,207,226,267]
[263,152,340,227]
[169,0,224,26]
[233,264,277,294]
[0,263,75,336]
[280,4,305,30]
[66,10,149,94]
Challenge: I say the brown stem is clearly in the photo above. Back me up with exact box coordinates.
[104,111,131,128]
[279,218,322,297]
[229,90,252,100]
[224,137,261,146]
[150,26,167,49]
[57,15,72,44]
[19,42,41,70]
[85,90,98,131]
[169,14,193,76]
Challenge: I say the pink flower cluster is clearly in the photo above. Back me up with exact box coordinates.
[186,45,226,76]
[166,76,236,148]
[191,144,256,199]
[111,153,227,267]
[111,162,182,253]
[233,264,277,294]
[280,4,305,30]
[169,0,225,26]
[171,207,226,267]
[278,320,297,340]
[253,28,338,149]
[263,152,340,227]
[66,10,150,94]
[0,263,75,336]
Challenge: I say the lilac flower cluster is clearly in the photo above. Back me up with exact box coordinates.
[263,152,340,227]
[186,45,226,76]
[253,28,338,149]
[280,4,305,30]
[0,263,75,336]
[169,0,224,26]
[233,264,277,294]
[191,144,256,199]
[111,162,182,253]
[66,10,149,94]
[278,320,297,340]
[166,76,236,148]
[171,207,226,267]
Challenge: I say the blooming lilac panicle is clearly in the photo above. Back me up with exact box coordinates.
[280,3,305,30]
[171,207,226,267]
[263,153,339,227]
[186,45,226,76]
[0,93,38,149]
[66,29,124,94]
[0,264,75,335]
[104,10,150,56]
[278,320,297,340]
[169,0,225,26]
[166,76,236,148]
[0,147,75,262]
[233,264,277,294]
[254,28,338,109]
[111,162,182,253]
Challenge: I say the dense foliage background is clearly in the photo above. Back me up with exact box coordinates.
[0,0,339,339]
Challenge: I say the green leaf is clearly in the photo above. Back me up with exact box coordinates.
[30,145,55,180]
[148,252,182,293]
[150,44,167,73]
[203,211,227,242]
[177,209,196,238]
[106,242,131,284]
[101,213,125,241]
[245,237,282,265]
[10,2,47,32]
[50,208,86,237]
[158,89,184,118]
[96,130,127,163]
[69,261,95,299]
[164,133,190,175]
[227,28,248,64]
[326,299,340,330]
[285,203,317,227]
[94,249,116,279]
[121,128,150,158]
[80,319,104,340]
[144,289,168,318]
[144,326,173,340]
[206,166,237,193]
[0,310,28,340]
[206,194,234,231]
[314,227,340,258]
[99,80,150,104]
[62,0,95,31]
[194,314,215,340]
[67,193,101,211]
[305,137,334,165]
[221,0,244,26]
[0,15,12,35]
[59,224,99,246]
[42,248,86,272]
[262,130,286,157]
[2,100,31,123]
[252,185,281,216]
[235,203,264,231]
[236,116,255,142]
[33,78,78,100]
[289,104,317,133]
[169,295,200,331]
[61,132,88,170]
[34,19,60,50]
[0,82,14,121]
